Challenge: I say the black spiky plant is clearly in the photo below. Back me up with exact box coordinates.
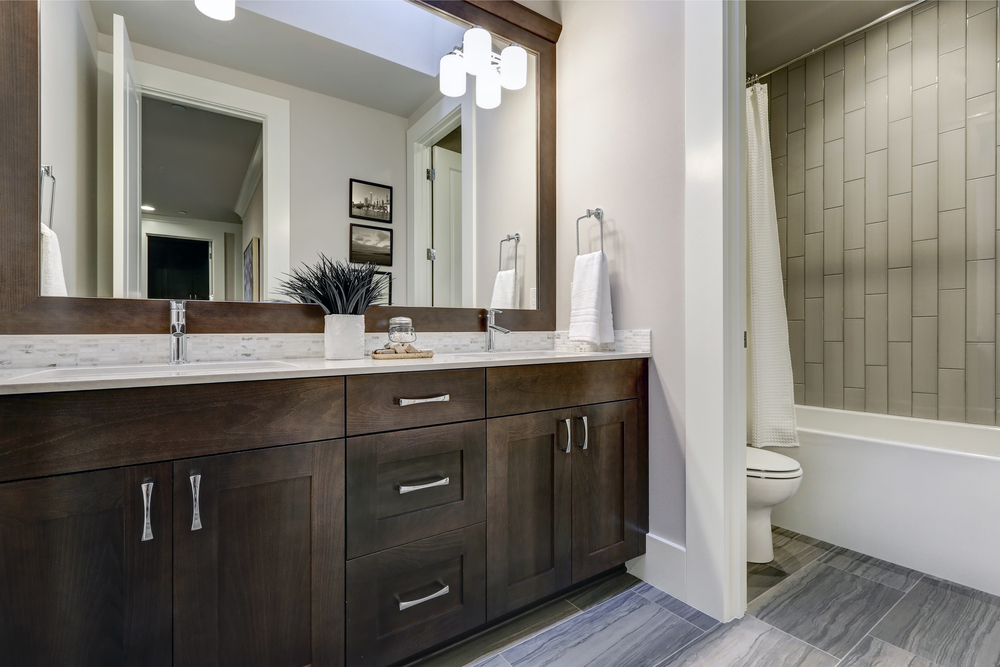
[277,255,390,315]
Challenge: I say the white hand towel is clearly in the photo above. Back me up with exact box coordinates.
[40,223,67,297]
[491,269,519,309]
[569,250,614,345]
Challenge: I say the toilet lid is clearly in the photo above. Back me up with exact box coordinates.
[746,447,802,474]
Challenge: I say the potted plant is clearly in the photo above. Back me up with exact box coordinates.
[277,255,390,359]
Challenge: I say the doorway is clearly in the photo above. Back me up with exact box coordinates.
[431,125,463,307]
[146,235,211,300]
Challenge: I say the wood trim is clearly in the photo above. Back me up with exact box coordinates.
[0,0,559,335]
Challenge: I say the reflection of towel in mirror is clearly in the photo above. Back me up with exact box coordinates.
[40,223,67,296]
[569,250,614,345]
[490,269,519,309]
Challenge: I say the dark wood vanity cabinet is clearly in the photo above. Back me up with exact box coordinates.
[0,463,173,667]
[0,359,647,666]
[485,400,640,619]
[172,441,345,667]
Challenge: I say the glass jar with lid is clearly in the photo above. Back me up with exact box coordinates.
[387,316,416,345]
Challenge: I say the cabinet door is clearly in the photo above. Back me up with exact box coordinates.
[0,464,172,666]
[173,440,345,667]
[572,400,639,582]
[486,409,573,620]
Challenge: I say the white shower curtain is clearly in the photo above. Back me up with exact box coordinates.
[746,83,798,448]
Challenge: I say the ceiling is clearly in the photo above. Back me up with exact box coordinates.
[141,97,262,223]
[747,0,914,74]
[89,1,461,118]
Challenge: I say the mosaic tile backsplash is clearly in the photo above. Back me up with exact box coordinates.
[0,330,649,369]
[765,1,1000,424]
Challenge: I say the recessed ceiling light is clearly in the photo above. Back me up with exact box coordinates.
[141,205,155,211]
[171,104,187,112]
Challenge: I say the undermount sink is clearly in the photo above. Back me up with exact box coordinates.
[19,360,298,381]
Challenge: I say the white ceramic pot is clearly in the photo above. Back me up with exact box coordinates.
[324,314,365,360]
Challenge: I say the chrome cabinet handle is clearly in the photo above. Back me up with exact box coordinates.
[579,416,589,450]
[399,476,450,494]
[398,584,450,611]
[562,418,572,453]
[141,482,154,542]
[398,394,450,407]
[190,474,203,531]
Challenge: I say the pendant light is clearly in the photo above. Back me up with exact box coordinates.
[439,26,528,109]
[195,0,235,21]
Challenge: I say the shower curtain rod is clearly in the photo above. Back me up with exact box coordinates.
[746,0,926,85]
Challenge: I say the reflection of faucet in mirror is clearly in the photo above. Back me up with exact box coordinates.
[486,308,511,353]
[170,300,187,364]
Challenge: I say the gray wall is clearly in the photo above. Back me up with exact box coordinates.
[768,0,1000,424]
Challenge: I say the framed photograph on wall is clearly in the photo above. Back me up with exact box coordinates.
[373,271,392,306]
[243,236,260,302]
[350,178,392,223]
[350,224,393,266]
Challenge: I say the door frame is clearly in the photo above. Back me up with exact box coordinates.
[124,58,291,301]
[407,99,472,308]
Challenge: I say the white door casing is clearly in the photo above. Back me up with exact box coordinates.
[112,14,142,299]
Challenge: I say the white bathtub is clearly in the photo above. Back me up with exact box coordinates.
[769,406,1000,596]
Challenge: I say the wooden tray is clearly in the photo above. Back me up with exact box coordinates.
[370,350,435,360]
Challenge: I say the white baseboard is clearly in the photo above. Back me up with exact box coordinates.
[627,533,687,601]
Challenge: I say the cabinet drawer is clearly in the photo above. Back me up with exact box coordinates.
[487,359,644,417]
[347,421,486,558]
[347,369,485,435]
[346,524,486,667]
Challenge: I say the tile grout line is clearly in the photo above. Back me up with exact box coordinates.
[829,574,927,666]
[759,618,843,663]
[817,551,923,594]
[494,587,639,664]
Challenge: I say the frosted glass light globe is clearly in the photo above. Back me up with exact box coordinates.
[463,26,492,76]
[500,44,527,90]
[476,66,501,109]
[439,52,466,97]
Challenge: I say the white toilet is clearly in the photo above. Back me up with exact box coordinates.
[746,447,803,563]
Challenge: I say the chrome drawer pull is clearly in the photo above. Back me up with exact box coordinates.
[563,418,572,454]
[190,474,203,531]
[398,584,450,611]
[398,394,450,407]
[579,416,589,450]
[398,476,450,494]
[141,482,154,542]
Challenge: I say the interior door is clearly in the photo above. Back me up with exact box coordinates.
[172,441,345,667]
[431,146,462,307]
[486,409,573,620]
[113,13,142,299]
[571,400,639,582]
[0,464,172,666]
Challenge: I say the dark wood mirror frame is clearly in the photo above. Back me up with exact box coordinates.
[0,0,559,335]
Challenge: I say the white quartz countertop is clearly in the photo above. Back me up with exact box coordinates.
[0,349,651,396]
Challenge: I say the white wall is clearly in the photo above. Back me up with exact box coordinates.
[40,0,99,297]
[96,37,409,302]
[475,58,538,309]
[556,0,687,547]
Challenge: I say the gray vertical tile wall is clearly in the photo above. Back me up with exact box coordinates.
[771,1,1000,426]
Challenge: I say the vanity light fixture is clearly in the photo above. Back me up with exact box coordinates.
[195,0,235,21]
[439,26,528,109]
[141,205,155,212]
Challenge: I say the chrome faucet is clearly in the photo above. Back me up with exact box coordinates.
[486,308,510,353]
[170,300,187,364]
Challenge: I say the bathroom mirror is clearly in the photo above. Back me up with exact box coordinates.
[36,0,540,311]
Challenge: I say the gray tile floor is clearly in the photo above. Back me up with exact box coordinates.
[405,526,1000,667]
